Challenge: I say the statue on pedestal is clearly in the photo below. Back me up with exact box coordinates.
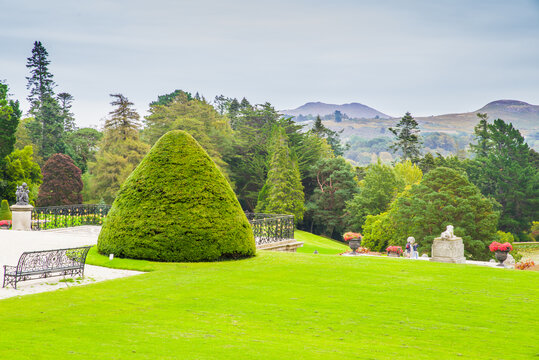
[16,183,30,206]
[430,224,466,264]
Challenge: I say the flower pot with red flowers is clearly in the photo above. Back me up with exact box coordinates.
[343,232,362,254]
[489,241,513,267]
[0,220,11,230]
[386,245,403,257]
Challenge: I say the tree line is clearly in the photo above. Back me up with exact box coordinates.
[1,41,537,258]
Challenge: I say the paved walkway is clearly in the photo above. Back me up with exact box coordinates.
[0,226,143,300]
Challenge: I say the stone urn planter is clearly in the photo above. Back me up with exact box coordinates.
[343,232,363,255]
[495,250,509,267]
[386,246,403,258]
[348,239,361,254]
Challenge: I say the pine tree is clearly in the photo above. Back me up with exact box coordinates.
[105,94,141,139]
[311,115,346,156]
[90,94,149,203]
[468,119,538,236]
[389,112,422,161]
[26,41,55,113]
[255,126,305,221]
[36,94,65,159]
[57,92,75,132]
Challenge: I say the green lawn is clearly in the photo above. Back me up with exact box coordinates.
[0,237,538,359]
[295,230,349,254]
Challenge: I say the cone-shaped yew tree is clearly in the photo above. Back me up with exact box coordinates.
[97,130,256,262]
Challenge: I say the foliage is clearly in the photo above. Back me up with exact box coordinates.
[468,118,539,235]
[311,115,346,156]
[35,94,66,159]
[389,112,422,161]
[255,126,305,221]
[57,92,75,132]
[417,152,469,175]
[388,167,499,260]
[361,211,397,252]
[26,40,55,112]
[0,199,12,220]
[98,130,256,262]
[394,160,423,186]
[37,153,83,206]
[345,160,404,231]
[304,156,358,238]
[149,89,190,107]
[90,94,149,203]
[64,127,103,173]
[0,82,21,165]
[143,90,232,173]
[0,146,42,203]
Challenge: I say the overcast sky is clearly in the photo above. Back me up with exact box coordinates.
[1,0,538,127]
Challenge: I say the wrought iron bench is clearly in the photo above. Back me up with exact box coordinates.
[3,246,92,289]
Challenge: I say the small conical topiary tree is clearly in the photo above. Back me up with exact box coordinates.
[0,200,11,220]
[97,130,256,262]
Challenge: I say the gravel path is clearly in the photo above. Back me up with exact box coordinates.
[0,226,144,300]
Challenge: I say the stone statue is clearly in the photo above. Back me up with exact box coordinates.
[431,224,465,264]
[15,183,30,206]
[440,225,454,240]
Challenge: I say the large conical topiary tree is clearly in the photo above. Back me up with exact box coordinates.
[97,130,256,262]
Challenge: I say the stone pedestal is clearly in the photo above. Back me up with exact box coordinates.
[430,237,466,264]
[10,204,34,231]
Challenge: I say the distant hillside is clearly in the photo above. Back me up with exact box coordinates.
[282,102,390,119]
[415,100,539,132]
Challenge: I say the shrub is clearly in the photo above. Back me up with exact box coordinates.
[97,130,256,262]
[0,199,11,220]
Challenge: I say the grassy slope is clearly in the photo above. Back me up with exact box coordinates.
[295,230,349,254]
[0,246,538,359]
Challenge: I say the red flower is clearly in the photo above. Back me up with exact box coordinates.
[343,232,362,241]
[386,246,403,254]
[489,241,501,252]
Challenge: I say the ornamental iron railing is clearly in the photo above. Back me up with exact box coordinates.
[245,213,295,246]
[32,204,111,230]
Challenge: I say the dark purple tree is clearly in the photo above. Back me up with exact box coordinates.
[37,153,83,206]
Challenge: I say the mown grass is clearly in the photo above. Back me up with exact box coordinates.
[0,236,538,359]
[295,230,349,254]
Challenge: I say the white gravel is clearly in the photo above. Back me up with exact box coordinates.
[0,226,144,300]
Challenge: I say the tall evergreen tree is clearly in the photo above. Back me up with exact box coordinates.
[389,112,422,161]
[26,41,55,113]
[311,115,346,156]
[57,92,76,132]
[90,94,149,203]
[255,126,305,221]
[0,82,21,164]
[36,94,65,159]
[305,156,359,237]
[468,119,538,236]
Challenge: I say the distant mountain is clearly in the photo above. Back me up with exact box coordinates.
[415,99,539,132]
[282,102,390,119]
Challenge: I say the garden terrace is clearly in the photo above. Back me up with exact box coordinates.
[32,204,111,230]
